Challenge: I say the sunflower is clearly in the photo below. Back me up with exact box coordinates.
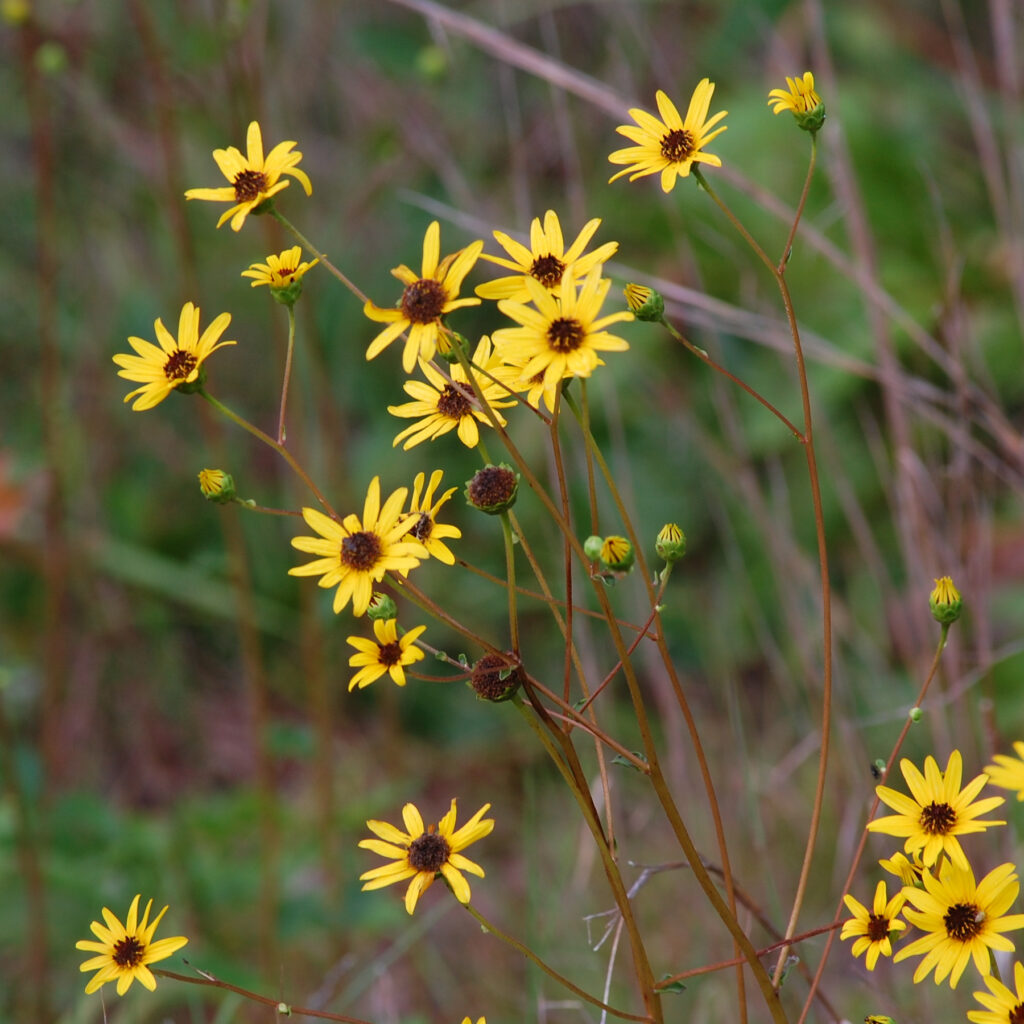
[289,477,426,616]
[767,72,822,115]
[492,267,632,392]
[113,302,235,411]
[475,210,618,303]
[359,799,495,914]
[347,618,426,691]
[401,470,462,564]
[241,246,319,289]
[840,880,906,970]
[969,960,1024,1024]
[866,750,1005,869]
[184,120,312,231]
[894,860,1024,988]
[608,79,728,193]
[76,894,188,995]
[388,335,515,450]
[986,742,1024,801]
[364,221,484,373]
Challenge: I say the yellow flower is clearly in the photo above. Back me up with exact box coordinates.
[930,575,963,624]
[461,1019,486,1024]
[767,72,822,115]
[197,468,235,504]
[364,221,484,373]
[895,860,1024,988]
[608,80,728,192]
[347,618,426,690]
[986,742,1024,801]
[493,267,632,392]
[401,470,462,564]
[359,799,494,914]
[289,478,426,617]
[184,120,312,231]
[840,880,907,970]
[866,750,1005,869]
[241,246,319,288]
[76,895,188,995]
[879,850,925,887]
[113,302,235,411]
[969,960,1024,1024]
[475,210,618,302]
[388,335,515,450]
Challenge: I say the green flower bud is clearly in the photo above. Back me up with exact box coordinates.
[466,464,519,514]
[198,468,236,504]
[600,535,634,571]
[909,706,922,723]
[367,592,398,621]
[929,576,962,624]
[438,330,471,364]
[656,523,686,562]
[583,535,605,561]
[623,283,665,322]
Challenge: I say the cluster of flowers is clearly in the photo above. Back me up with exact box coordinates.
[843,743,1024,1021]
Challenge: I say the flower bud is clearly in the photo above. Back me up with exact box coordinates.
[600,535,634,571]
[198,468,236,504]
[466,464,519,514]
[367,592,398,621]
[656,523,686,562]
[583,535,605,561]
[623,283,665,322]
[929,576,962,624]
[909,706,922,723]
[470,652,522,702]
[437,330,471,363]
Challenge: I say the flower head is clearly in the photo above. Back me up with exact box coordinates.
[475,210,618,303]
[466,464,519,515]
[347,618,426,690]
[767,72,822,116]
[624,282,665,322]
[493,267,632,392]
[608,80,728,192]
[364,221,484,373]
[969,960,1024,1024]
[930,575,963,624]
[359,799,494,914]
[895,860,1024,988]
[113,302,235,411]
[840,880,907,970]
[656,523,686,563]
[866,750,1005,869]
[198,468,235,504]
[289,478,426,617]
[241,246,318,304]
[76,894,188,995]
[599,535,635,571]
[400,470,461,564]
[388,335,515,450]
[880,850,926,887]
[986,742,1024,802]
[184,121,312,231]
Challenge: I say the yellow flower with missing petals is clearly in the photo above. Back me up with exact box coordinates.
[289,477,426,617]
[363,221,484,373]
[475,210,618,302]
[768,72,822,115]
[359,799,494,914]
[895,860,1024,988]
[346,618,426,690]
[866,750,1004,869]
[113,302,235,411]
[185,121,312,231]
[401,470,462,564]
[985,741,1024,801]
[76,894,188,995]
[241,246,319,289]
[608,80,728,192]
[969,960,1024,1024]
[840,880,906,970]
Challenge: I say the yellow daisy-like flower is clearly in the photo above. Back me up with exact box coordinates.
[347,618,426,691]
[289,477,426,617]
[986,742,1024,801]
[866,750,1005,869]
[359,799,495,914]
[969,960,1024,1024]
[76,894,188,995]
[840,880,907,970]
[241,246,319,288]
[184,120,312,232]
[879,850,926,887]
[363,221,484,373]
[493,268,633,392]
[475,209,618,302]
[767,72,822,115]
[608,80,728,193]
[113,302,235,411]
[894,860,1024,988]
[388,335,515,450]
[401,470,462,565]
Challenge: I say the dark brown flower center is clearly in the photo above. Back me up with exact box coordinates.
[233,169,269,202]
[920,801,957,835]
[944,901,982,941]
[467,465,517,510]
[866,913,891,942]
[112,935,145,968]
[164,349,198,381]
[408,830,450,872]
[661,128,695,163]
[471,652,523,702]
[530,254,565,289]
[378,640,403,667]
[401,278,447,324]
[341,530,382,571]
[437,382,475,421]
[546,316,585,353]
[409,512,434,542]
[1010,1004,1024,1024]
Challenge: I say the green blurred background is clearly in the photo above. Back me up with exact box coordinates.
[3,0,1024,1020]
